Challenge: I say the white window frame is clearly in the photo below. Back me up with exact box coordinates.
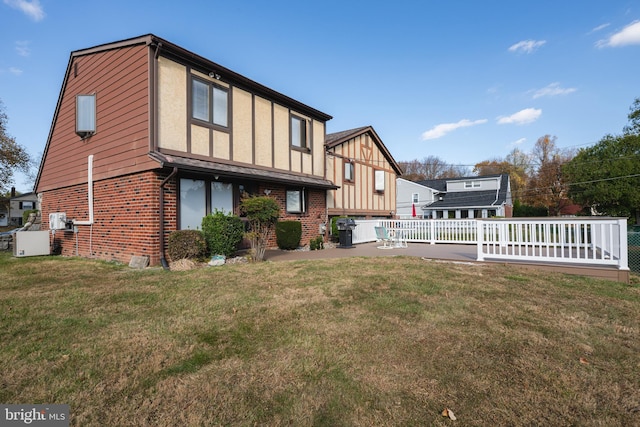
[464,181,481,189]
[412,193,419,203]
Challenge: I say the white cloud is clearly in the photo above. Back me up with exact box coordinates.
[3,0,45,21]
[532,82,577,99]
[589,23,610,34]
[497,108,542,125]
[421,119,488,140]
[508,40,546,54]
[15,40,30,57]
[508,138,527,148]
[596,20,640,48]
[9,67,23,76]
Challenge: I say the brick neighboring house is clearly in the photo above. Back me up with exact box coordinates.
[325,126,402,222]
[35,34,341,266]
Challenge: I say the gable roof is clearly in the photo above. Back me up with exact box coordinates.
[35,34,333,191]
[325,126,402,175]
[418,174,510,209]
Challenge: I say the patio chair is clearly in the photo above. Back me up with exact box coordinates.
[374,226,395,249]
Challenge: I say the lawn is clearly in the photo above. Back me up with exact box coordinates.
[1,252,639,426]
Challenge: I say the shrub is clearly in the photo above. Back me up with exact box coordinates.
[310,236,324,250]
[201,211,245,257]
[276,220,302,250]
[167,229,207,261]
[240,196,280,262]
[330,216,348,241]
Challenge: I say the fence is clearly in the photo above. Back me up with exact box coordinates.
[629,231,640,273]
[354,217,631,272]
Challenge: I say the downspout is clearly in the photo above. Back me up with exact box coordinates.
[159,167,178,270]
[73,155,94,257]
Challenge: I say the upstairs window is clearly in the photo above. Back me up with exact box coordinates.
[286,188,307,214]
[412,193,419,203]
[192,78,228,127]
[344,161,355,182]
[76,94,96,138]
[464,181,481,189]
[374,170,385,192]
[291,115,308,149]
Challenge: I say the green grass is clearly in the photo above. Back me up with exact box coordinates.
[0,251,639,426]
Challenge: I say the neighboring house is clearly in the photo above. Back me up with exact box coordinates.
[325,126,402,220]
[9,192,39,226]
[397,174,512,219]
[396,178,437,218]
[0,197,8,227]
[35,34,341,266]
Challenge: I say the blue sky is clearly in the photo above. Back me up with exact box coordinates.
[1,0,639,193]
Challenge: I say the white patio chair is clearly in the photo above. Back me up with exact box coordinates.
[374,226,395,249]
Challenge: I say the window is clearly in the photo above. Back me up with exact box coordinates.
[286,188,306,213]
[180,179,206,230]
[344,161,354,182]
[412,193,419,203]
[464,181,481,189]
[374,170,385,192]
[76,94,96,138]
[211,182,233,214]
[291,115,307,149]
[192,78,228,127]
[19,201,34,210]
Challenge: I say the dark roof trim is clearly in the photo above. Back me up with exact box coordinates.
[150,152,339,190]
[325,126,402,176]
[71,34,332,122]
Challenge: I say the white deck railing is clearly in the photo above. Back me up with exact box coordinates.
[354,217,629,271]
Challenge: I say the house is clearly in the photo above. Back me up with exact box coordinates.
[325,126,402,221]
[35,34,344,266]
[397,174,512,219]
[9,191,39,226]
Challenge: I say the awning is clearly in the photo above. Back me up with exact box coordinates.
[150,152,339,190]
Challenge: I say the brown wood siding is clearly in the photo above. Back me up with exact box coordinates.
[37,44,157,192]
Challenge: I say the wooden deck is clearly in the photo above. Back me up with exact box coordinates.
[265,242,630,283]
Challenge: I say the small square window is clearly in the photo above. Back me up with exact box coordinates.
[412,193,419,203]
[76,94,96,138]
[291,115,307,149]
[286,188,306,213]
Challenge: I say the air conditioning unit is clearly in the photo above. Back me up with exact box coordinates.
[49,212,67,230]
[14,230,50,257]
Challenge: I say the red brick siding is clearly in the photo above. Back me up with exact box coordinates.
[261,185,326,248]
[41,170,177,265]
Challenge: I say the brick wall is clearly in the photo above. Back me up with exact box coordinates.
[258,185,327,248]
[41,170,176,265]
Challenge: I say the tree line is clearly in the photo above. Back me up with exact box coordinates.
[399,98,640,223]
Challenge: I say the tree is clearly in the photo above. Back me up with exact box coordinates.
[564,132,640,222]
[398,156,468,181]
[524,135,574,215]
[240,195,280,262]
[564,98,640,223]
[0,100,31,194]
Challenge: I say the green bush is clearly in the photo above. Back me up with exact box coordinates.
[22,209,39,225]
[276,220,302,250]
[167,229,207,261]
[201,211,245,257]
[513,200,549,217]
[310,236,324,250]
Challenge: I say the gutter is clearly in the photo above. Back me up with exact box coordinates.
[159,167,178,270]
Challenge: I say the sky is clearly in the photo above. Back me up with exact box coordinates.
[1,0,639,193]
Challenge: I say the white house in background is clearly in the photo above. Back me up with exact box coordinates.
[396,174,512,219]
[396,178,438,218]
[9,192,39,226]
